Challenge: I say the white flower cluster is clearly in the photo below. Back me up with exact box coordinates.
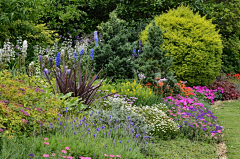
[0,41,16,63]
[124,103,179,136]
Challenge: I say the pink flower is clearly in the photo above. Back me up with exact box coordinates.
[63,156,66,158]
[44,142,49,145]
[202,125,206,127]
[217,130,222,133]
[214,136,218,139]
[43,154,49,157]
[44,138,48,140]
[104,154,108,157]
[67,156,74,159]
[52,153,56,156]
[79,157,91,159]
[194,123,199,127]
[65,147,70,150]
[61,150,67,153]
[116,155,121,158]
[211,133,215,137]
[109,155,115,157]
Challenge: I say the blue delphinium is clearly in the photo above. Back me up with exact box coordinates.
[79,49,84,56]
[56,52,61,68]
[73,51,77,62]
[90,48,94,60]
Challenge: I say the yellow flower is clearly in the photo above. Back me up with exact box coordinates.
[111,89,116,93]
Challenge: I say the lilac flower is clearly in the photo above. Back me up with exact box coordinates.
[49,58,53,67]
[39,55,42,68]
[29,154,35,157]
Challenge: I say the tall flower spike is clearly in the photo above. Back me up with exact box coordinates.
[49,58,53,68]
[56,52,61,68]
[94,31,99,47]
[90,48,94,60]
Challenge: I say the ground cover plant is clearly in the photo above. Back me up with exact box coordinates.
[1,3,240,159]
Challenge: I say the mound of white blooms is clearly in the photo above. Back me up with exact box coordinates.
[123,103,179,137]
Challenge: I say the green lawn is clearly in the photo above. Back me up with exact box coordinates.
[212,99,240,159]
[152,138,217,159]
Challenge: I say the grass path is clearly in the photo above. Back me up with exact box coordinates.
[212,99,240,159]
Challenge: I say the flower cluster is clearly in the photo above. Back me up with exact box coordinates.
[193,86,223,104]
[227,72,240,79]
[163,95,223,141]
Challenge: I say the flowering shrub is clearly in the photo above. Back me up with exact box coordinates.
[163,95,224,143]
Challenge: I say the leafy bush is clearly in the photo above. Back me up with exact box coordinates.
[140,5,223,87]
[0,0,54,46]
[207,80,240,100]
[92,12,135,79]
[0,70,63,136]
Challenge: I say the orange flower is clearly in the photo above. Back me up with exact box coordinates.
[158,82,164,87]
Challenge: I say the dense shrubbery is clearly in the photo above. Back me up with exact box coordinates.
[140,5,223,87]
[204,0,240,74]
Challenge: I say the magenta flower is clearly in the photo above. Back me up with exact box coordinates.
[43,154,49,157]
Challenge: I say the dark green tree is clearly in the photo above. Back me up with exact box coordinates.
[135,21,175,85]
[92,12,135,80]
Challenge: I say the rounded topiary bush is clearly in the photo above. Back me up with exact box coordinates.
[140,5,223,87]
